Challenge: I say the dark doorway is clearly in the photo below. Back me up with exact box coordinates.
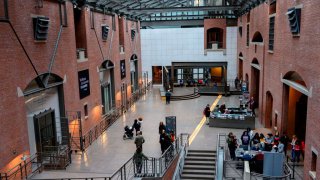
[130,55,139,92]
[250,59,260,107]
[34,109,56,153]
[282,71,308,141]
[239,60,243,80]
[152,66,162,84]
[265,91,273,128]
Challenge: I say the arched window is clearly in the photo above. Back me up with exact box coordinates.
[252,31,263,43]
[207,28,224,49]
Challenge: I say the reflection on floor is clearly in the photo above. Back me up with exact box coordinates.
[32,87,304,179]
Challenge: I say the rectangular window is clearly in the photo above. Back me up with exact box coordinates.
[102,25,109,41]
[247,12,250,23]
[112,15,116,31]
[246,24,250,46]
[287,7,301,36]
[239,26,243,37]
[269,0,277,14]
[90,9,94,29]
[131,29,136,41]
[59,1,68,26]
[0,0,9,20]
[126,18,128,32]
[269,17,275,51]
[84,104,88,118]
[33,16,50,41]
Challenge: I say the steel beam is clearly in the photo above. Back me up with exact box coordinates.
[128,5,241,13]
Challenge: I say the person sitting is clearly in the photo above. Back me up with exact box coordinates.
[179,79,184,87]
[219,103,226,113]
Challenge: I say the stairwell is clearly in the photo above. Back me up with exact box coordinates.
[181,150,216,180]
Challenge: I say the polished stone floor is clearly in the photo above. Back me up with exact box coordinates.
[32,86,302,179]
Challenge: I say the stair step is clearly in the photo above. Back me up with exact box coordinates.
[185,156,216,161]
[187,152,216,157]
[183,164,215,170]
[182,169,215,175]
[181,173,215,179]
[184,160,215,166]
[188,150,216,153]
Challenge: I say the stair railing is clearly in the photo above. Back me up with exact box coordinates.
[216,133,227,180]
[173,133,190,180]
[37,133,189,180]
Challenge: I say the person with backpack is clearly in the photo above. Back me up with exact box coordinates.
[203,104,211,125]
[132,119,141,136]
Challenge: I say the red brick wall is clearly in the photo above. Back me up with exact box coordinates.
[237,0,320,178]
[204,19,227,49]
[0,1,142,170]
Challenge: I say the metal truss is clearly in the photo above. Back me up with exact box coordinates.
[73,0,268,21]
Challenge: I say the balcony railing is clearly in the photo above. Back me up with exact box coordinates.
[82,82,153,149]
[207,41,223,50]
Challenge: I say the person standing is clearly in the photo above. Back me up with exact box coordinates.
[159,130,167,154]
[227,132,237,160]
[165,90,172,104]
[235,77,239,89]
[203,104,211,125]
[132,119,141,136]
[247,97,256,116]
[134,131,145,150]
[133,147,148,174]
[278,139,285,154]
[291,135,297,162]
[280,132,290,156]
[158,121,166,134]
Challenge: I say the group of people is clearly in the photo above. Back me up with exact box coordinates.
[159,121,175,154]
[226,128,305,163]
[132,117,148,174]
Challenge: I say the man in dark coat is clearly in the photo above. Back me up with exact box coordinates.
[204,104,211,125]
[165,90,172,104]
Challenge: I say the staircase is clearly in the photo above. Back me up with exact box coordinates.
[181,150,216,179]
[170,93,201,101]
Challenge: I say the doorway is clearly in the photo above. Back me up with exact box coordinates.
[265,91,273,128]
[282,71,308,140]
[33,109,56,153]
[250,59,260,107]
[239,59,243,80]
[152,66,162,84]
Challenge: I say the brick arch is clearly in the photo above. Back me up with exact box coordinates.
[24,73,63,94]
[252,58,259,65]
[283,71,307,88]
[252,31,263,43]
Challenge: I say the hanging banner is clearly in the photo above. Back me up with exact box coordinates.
[120,60,126,79]
[78,69,90,99]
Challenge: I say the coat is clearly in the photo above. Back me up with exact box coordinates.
[135,135,145,147]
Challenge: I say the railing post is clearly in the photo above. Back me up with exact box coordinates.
[123,164,126,180]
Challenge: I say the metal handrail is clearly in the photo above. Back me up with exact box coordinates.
[216,133,227,180]
[42,133,189,180]
[0,154,42,180]
[173,134,190,180]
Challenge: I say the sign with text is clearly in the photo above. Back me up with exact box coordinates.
[120,60,126,79]
[78,69,90,99]
[165,116,176,137]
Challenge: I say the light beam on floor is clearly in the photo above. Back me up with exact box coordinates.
[188,95,222,145]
